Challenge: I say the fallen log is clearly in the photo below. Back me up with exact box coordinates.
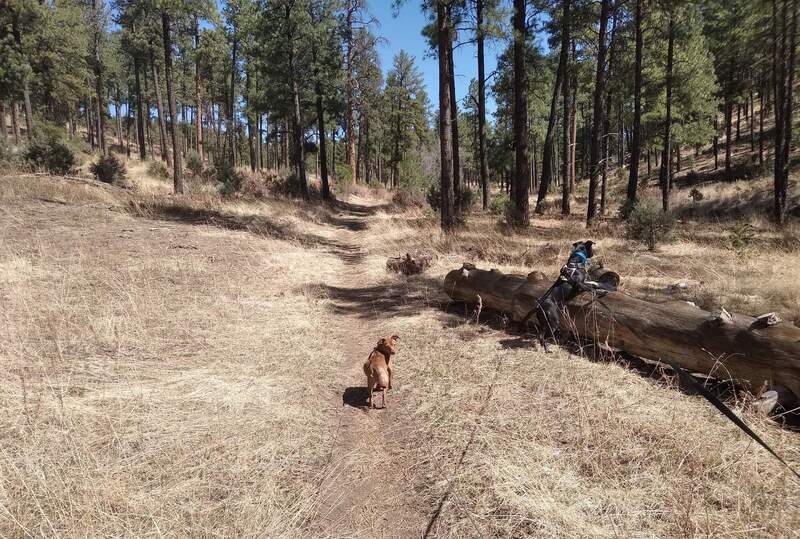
[444,264,800,398]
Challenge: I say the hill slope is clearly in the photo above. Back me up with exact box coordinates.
[0,173,798,537]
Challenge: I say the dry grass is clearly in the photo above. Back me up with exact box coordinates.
[361,174,800,327]
[1,167,798,538]
[0,173,349,536]
[354,193,800,537]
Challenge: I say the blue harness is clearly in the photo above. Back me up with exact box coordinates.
[560,249,589,283]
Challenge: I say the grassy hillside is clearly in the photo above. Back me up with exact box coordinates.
[0,164,798,536]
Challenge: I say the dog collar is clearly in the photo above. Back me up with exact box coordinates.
[573,251,588,263]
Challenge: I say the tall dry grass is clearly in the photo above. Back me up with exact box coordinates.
[0,174,351,536]
[1,168,798,538]
[353,198,800,537]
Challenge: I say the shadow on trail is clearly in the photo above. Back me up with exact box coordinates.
[342,386,370,409]
[129,199,368,265]
[319,276,446,320]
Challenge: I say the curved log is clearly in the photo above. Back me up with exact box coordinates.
[444,263,800,398]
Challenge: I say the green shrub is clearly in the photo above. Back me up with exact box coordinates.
[489,193,510,215]
[214,161,244,195]
[689,187,704,202]
[426,184,476,213]
[426,183,441,211]
[185,150,204,176]
[270,172,321,198]
[460,186,477,212]
[23,138,76,174]
[335,163,353,185]
[625,197,675,251]
[0,138,20,164]
[147,160,170,180]
[727,222,755,252]
[392,190,424,207]
[90,154,126,184]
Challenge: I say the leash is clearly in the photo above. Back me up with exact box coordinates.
[661,356,800,481]
[520,277,565,325]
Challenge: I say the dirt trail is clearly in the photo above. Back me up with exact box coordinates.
[306,199,430,538]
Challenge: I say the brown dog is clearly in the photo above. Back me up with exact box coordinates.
[363,335,399,409]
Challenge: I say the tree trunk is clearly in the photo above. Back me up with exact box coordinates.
[143,62,153,156]
[162,12,183,194]
[513,0,530,226]
[713,114,719,170]
[737,103,743,142]
[535,17,566,214]
[126,97,132,157]
[587,0,611,224]
[92,0,106,154]
[228,34,238,164]
[195,19,204,162]
[448,35,462,217]
[246,69,256,173]
[776,0,798,224]
[438,2,456,230]
[0,101,6,142]
[560,0,572,215]
[9,102,20,144]
[659,14,675,212]
[725,100,733,181]
[627,0,643,206]
[345,0,357,181]
[750,89,755,153]
[356,112,363,181]
[569,75,578,187]
[12,17,34,139]
[365,117,372,186]
[115,86,124,149]
[313,78,330,199]
[87,97,95,148]
[286,6,308,199]
[477,0,490,210]
[22,83,33,139]
[133,54,146,159]
[444,265,800,399]
[759,87,765,164]
[150,48,171,167]
[601,10,618,217]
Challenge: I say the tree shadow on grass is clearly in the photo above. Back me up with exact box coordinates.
[318,275,447,320]
[130,199,368,264]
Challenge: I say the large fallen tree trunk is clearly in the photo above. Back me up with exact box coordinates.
[444,264,800,398]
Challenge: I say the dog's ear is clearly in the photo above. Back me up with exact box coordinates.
[572,241,580,248]
[390,335,399,341]
[376,338,386,347]
[585,240,594,247]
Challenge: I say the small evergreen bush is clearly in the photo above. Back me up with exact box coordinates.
[147,160,170,180]
[90,154,126,184]
[186,150,204,176]
[24,138,76,174]
[625,197,675,251]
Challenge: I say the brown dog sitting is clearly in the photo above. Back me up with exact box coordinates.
[363,335,399,409]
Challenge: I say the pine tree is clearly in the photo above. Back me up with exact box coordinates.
[511,0,529,227]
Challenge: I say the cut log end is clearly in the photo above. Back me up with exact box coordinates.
[751,312,784,330]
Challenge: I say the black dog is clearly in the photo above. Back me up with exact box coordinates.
[522,240,607,351]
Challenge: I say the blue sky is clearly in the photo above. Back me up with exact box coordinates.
[370,2,503,116]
